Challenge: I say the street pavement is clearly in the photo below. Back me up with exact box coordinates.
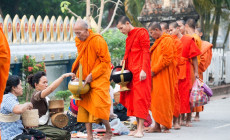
[72,94,230,140]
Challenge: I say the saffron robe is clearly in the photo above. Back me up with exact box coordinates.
[172,35,183,117]
[120,28,151,119]
[0,27,11,104]
[71,30,111,122]
[179,35,201,114]
[150,33,176,129]
[193,40,213,112]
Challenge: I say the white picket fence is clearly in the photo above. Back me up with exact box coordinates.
[203,48,230,86]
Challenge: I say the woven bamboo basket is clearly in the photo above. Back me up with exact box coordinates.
[22,109,39,127]
[49,100,64,109]
[114,92,120,104]
[51,112,68,128]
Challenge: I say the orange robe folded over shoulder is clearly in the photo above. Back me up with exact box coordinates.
[0,27,11,105]
[198,41,213,79]
[120,28,151,120]
[172,35,183,118]
[179,35,201,114]
[193,40,213,113]
[71,29,111,123]
[150,33,176,129]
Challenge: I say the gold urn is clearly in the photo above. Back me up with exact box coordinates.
[68,63,90,100]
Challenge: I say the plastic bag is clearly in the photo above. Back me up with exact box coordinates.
[108,118,130,135]
[190,79,208,108]
[198,78,213,97]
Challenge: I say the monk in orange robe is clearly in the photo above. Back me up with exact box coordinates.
[0,26,11,140]
[147,22,176,133]
[169,22,184,129]
[0,27,11,105]
[117,16,151,138]
[192,27,213,121]
[177,18,201,127]
[71,20,112,140]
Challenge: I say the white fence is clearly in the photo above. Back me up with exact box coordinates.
[203,48,230,86]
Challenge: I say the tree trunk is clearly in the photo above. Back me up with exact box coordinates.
[222,23,230,50]
[101,0,121,34]
[86,0,91,28]
[212,3,221,48]
[97,0,104,33]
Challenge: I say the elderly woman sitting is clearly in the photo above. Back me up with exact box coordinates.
[0,75,46,140]
[28,71,75,140]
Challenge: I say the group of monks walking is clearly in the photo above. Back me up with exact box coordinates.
[116,16,213,138]
[0,15,213,140]
[70,16,212,140]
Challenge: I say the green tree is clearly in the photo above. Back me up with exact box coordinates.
[193,0,230,48]
[124,0,145,27]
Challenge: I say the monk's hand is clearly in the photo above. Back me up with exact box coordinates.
[84,73,92,87]
[195,72,199,79]
[140,70,147,81]
[151,71,155,77]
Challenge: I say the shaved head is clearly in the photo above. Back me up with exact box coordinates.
[169,22,178,28]
[186,18,196,29]
[195,27,203,37]
[74,19,88,29]
[117,16,133,35]
[195,27,202,33]
[118,16,131,24]
[176,20,185,25]
[73,20,89,41]
[169,22,181,37]
[149,22,162,31]
[148,22,162,40]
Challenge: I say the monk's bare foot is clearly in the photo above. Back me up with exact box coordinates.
[100,131,112,140]
[163,129,171,133]
[144,127,150,132]
[174,123,181,130]
[186,121,192,127]
[128,130,137,136]
[87,135,93,140]
[146,126,161,133]
[161,125,166,129]
[181,121,186,126]
[194,116,200,121]
[134,131,144,138]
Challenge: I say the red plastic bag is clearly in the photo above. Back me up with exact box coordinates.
[190,79,208,108]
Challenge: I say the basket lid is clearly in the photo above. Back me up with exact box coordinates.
[49,100,64,109]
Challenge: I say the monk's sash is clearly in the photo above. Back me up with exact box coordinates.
[71,30,101,73]
[0,113,20,122]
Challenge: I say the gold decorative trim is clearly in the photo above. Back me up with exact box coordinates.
[64,16,70,41]
[50,16,57,42]
[21,15,29,43]
[28,15,36,43]
[43,15,50,42]
[13,15,21,43]
[4,14,12,43]
[57,16,64,42]
[70,16,75,41]
[36,15,43,43]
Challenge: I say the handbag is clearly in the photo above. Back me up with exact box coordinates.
[190,79,208,108]
[198,78,213,97]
